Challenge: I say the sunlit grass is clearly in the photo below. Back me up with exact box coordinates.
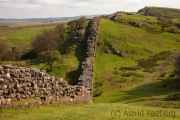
[1,103,180,120]
[93,19,180,106]
[0,25,56,47]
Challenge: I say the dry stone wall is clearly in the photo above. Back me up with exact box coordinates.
[0,64,91,107]
[0,17,100,107]
[78,17,100,99]
[107,11,125,19]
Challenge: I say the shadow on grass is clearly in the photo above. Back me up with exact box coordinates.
[65,21,90,85]
[65,66,81,85]
[27,58,42,65]
[109,82,179,103]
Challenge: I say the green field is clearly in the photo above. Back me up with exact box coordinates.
[1,103,180,120]
[0,24,59,47]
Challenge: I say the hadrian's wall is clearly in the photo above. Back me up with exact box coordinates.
[0,64,91,107]
[107,11,125,19]
[78,17,100,99]
[0,17,100,107]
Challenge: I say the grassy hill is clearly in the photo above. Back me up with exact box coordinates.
[93,14,180,108]
[137,6,180,19]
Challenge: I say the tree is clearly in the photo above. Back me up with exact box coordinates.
[32,24,66,54]
[0,41,11,61]
[10,47,23,61]
[54,24,66,43]
[67,17,86,39]
[67,20,77,37]
[32,29,59,54]
[38,50,61,71]
[157,17,173,32]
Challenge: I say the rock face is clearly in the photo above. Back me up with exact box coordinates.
[78,17,100,100]
[0,17,101,107]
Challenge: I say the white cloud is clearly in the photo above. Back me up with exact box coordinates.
[0,2,41,10]
[0,0,180,18]
[31,0,68,6]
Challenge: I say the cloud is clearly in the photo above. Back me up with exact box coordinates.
[0,0,180,18]
[31,0,68,6]
[0,0,40,10]
[28,0,89,8]
[0,0,89,9]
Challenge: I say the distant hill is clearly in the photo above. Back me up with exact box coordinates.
[137,6,180,19]
[0,15,102,22]
[0,16,86,22]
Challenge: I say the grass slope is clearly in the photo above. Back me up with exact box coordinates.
[1,103,180,120]
[93,18,180,107]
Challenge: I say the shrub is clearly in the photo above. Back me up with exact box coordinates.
[121,72,143,78]
[119,66,141,71]
[94,81,103,88]
[167,26,180,34]
[0,41,11,60]
[161,78,180,88]
[159,72,167,77]
[32,24,66,55]
[166,93,180,101]
[93,89,103,97]
[113,70,119,75]
[138,51,171,70]
[38,50,61,71]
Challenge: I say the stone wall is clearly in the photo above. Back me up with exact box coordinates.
[0,17,100,107]
[78,17,100,99]
[107,11,126,20]
[0,64,91,107]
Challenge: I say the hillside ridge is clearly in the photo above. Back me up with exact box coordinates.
[137,6,180,19]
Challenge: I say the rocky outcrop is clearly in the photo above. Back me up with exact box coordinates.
[78,17,100,99]
[104,43,126,57]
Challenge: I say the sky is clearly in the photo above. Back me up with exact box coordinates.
[0,0,180,18]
